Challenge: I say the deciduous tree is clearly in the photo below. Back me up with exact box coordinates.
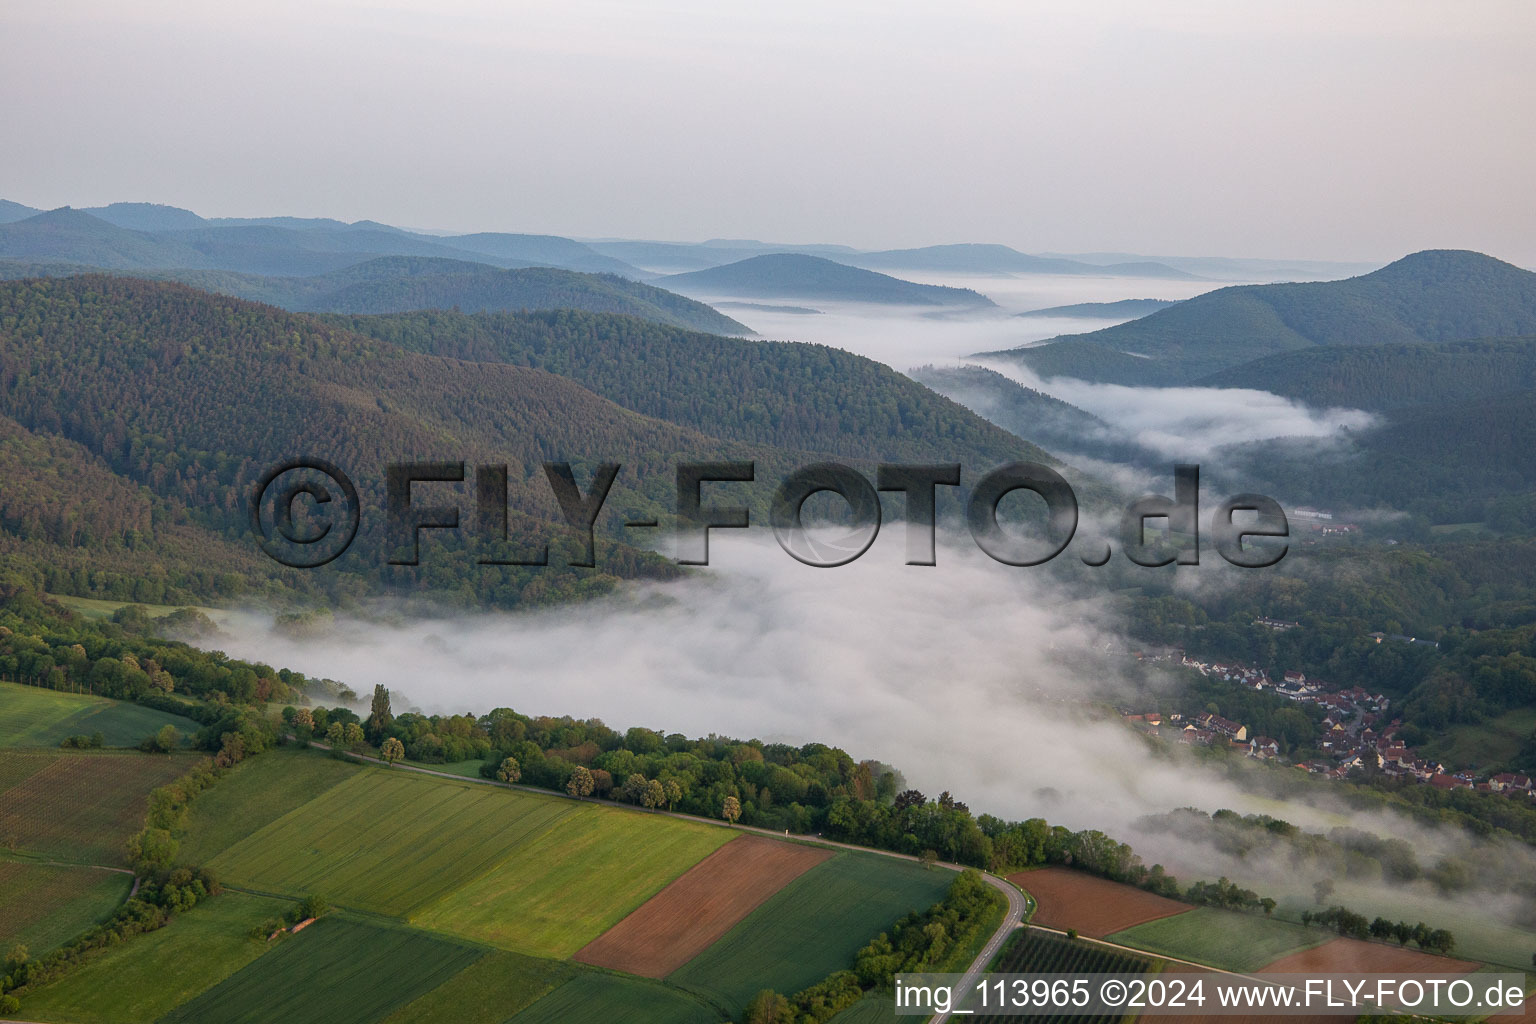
[567,765,594,799]
[366,684,393,744]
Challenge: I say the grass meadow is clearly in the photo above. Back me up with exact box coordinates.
[411,804,731,957]
[0,680,200,749]
[508,971,722,1024]
[0,860,131,954]
[19,891,289,1024]
[379,950,573,1024]
[178,747,357,864]
[669,851,955,1011]
[158,915,483,1024]
[1108,906,1329,972]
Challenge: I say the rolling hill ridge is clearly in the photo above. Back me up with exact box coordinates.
[979,250,1536,385]
[0,276,1061,606]
[0,257,748,334]
[660,253,996,307]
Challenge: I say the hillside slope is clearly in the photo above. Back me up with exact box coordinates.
[0,258,747,334]
[327,308,1052,467]
[0,208,650,279]
[1222,386,1536,520]
[980,251,1536,385]
[0,277,1068,605]
[0,412,287,604]
[1195,336,1536,411]
[0,277,817,605]
[0,209,213,270]
[1016,298,1178,319]
[660,253,995,307]
[842,243,1192,279]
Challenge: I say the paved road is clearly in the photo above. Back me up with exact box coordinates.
[319,742,1034,1022]
[930,872,1027,1023]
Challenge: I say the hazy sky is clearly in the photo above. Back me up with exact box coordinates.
[4,0,1534,262]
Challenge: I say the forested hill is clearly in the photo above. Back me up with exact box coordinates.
[0,208,215,270]
[0,207,650,279]
[0,257,749,334]
[905,364,1134,467]
[1195,337,1536,411]
[978,250,1536,385]
[0,411,291,605]
[660,253,996,307]
[1222,384,1536,526]
[0,276,1064,608]
[1015,298,1178,319]
[326,308,1053,467]
[0,276,797,607]
[842,243,1192,279]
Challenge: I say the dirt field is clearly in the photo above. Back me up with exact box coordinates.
[1005,866,1191,938]
[1259,936,1476,973]
[574,835,832,978]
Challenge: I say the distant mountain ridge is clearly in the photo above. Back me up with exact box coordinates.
[584,238,1200,279]
[0,208,216,269]
[0,199,42,224]
[0,256,749,334]
[1015,299,1178,319]
[0,207,651,279]
[660,253,996,307]
[977,250,1536,385]
[842,243,1196,279]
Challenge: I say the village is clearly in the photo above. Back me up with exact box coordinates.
[1120,645,1536,802]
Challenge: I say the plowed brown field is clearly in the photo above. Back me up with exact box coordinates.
[1260,936,1475,973]
[1006,866,1191,937]
[1157,936,1485,1024]
[574,834,832,978]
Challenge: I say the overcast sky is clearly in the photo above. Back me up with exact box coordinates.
[4,0,1534,262]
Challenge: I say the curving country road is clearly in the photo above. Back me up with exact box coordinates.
[929,871,1028,1023]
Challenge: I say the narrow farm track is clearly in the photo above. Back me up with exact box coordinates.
[311,741,1030,1023]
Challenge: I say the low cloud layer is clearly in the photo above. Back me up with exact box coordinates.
[220,530,1534,949]
[978,360,1376,461]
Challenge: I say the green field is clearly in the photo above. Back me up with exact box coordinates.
[380,951,573,1024]
[0,860,131,954]
[1109,907,1328,972]
[1419,707,1536,770]
[0,681,201,749]
[412,803,733,956]
[670,851,955,1011]
[0,749,194,865]
[205,760,731,957]
[509,971,721,1024]
[1323,880,1536,970]
[179,747,357,864]
[207,767,579,915]
[19,891,289,1024]
[160,916,483,1024]
[47,594,229,625]
[828,994,897,1022]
